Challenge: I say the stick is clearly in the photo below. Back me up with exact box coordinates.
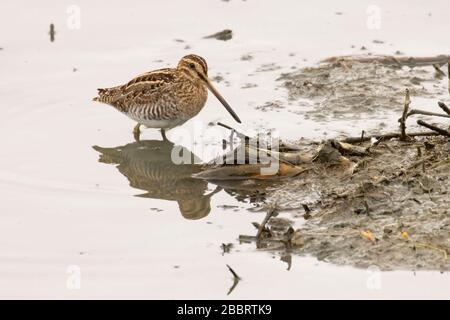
[226,264,241,280]
[226,264,241,295]
[217,122,249,140]
[239,234,284,244]
[407,154,435,171]
[256,207,277,248]
[406,109,450,119]
[438,102,450,115]
[417,120,450,137]
[433,64,446,77]
[399,89,411,141]
[342,131,439,143]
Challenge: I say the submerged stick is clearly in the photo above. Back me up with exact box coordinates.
[433,64,446,77]
[417,120,450,137]
[217,122,249,140]
[226,264,241,295]
[256,207,277,248]
[399,89,411,141]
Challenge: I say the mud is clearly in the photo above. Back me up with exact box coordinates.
[278,56,449,121]
[234,136,450,271]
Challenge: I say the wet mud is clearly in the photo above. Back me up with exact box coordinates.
[260,136,450,271]
[278,55,449,121]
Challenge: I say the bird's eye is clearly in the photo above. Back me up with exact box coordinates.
[189,63,195,69]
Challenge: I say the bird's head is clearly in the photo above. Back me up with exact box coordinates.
[178,54,241,123]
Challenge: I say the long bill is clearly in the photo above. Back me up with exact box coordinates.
[204,78,241,123]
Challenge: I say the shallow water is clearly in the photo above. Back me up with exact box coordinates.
[1,0,450,299]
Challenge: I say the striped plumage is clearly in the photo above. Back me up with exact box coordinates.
[93,54,241,138]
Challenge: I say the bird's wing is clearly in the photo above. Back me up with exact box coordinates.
[93,68,177,106]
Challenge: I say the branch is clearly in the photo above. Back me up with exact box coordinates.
[399,89,411,141]
[438,102,450,115]
[341,131,439,144]
[406,109,450,119]
[417,120,450,138]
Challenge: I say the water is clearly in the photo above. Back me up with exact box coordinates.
[1,0,450,299]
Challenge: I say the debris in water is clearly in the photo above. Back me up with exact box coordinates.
[255,101,284,112]
[49,23,56,42]
[256,63,282,72]
[226,264,240,295]
[241,83,258,89]
[221,243,233,255]
[204,29,232,41]
[241,54,254,61]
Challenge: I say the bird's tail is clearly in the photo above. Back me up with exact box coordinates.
[92,87,122,104]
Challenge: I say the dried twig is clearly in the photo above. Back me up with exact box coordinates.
[417,120,450,138]
[238,234,284,245]
[437,102,450,115]
[217,122,249,140]
[399,89,411,141]
[226,264,241,295]
[256,207,277,248]
[407,109,450,119]
[406,154,435,171]
[226,264,240,279]
[342,131,439,144]
[433,64,446,77]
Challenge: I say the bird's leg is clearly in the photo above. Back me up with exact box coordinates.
[161,129,169,142]
[133,123,141,142]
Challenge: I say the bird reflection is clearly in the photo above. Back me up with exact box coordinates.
[93,139,221,220]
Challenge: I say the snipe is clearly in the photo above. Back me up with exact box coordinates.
[93,54,241,140]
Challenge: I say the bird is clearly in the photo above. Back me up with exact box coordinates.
[93,54,241,140]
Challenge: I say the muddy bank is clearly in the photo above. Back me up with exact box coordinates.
[212,134,449,272]
[278,55,450,121]
[196,55,450,272]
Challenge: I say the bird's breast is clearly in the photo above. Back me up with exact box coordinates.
[177,82,208,118]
